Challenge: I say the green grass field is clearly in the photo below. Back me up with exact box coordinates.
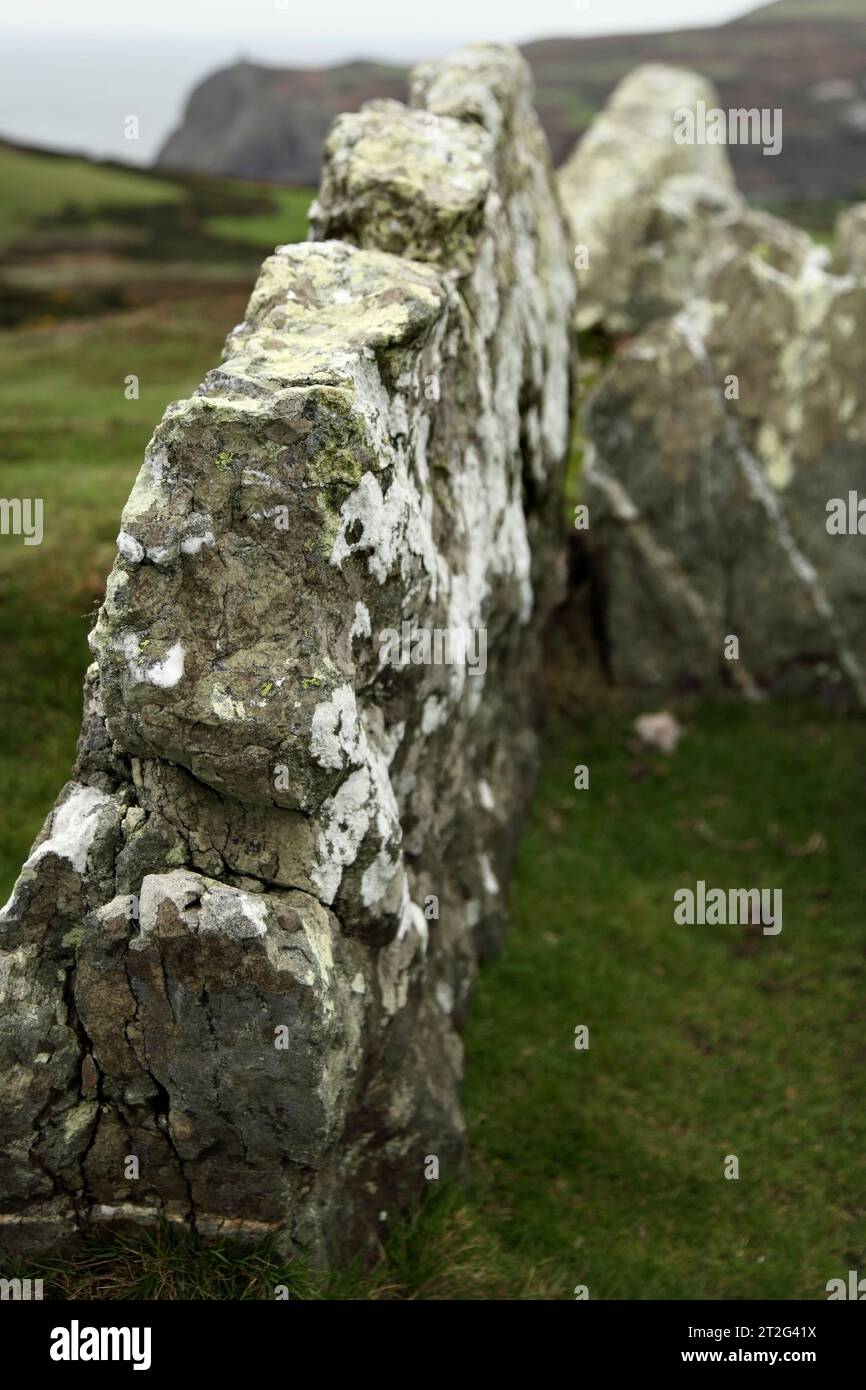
[0,146,184,248]
[0,143,318,329]
[204,186,313,247]
[2,143,864,1300]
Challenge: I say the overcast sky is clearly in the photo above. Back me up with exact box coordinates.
[3,0,766,47]
[0,0,769,162]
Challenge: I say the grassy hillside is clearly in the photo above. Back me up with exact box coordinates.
[524,11,866,199]
[204,186,311,246]
[0,141,315,328]
[0,146,183,248]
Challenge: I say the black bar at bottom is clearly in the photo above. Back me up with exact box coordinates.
[2,1298,860,1375]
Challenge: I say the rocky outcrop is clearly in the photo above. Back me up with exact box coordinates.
[157,61,408,185]
[0,45,575,1259]
[574,67,866,705]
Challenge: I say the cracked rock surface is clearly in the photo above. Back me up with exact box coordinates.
[0,44,575,1259]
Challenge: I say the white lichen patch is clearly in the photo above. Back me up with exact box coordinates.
[200,884,269,940]
[137,871,205,935]
[117,531,144,563]
[421,696,449,735]
[349,601,372,642]
[310,684,365,770]
[479,853,500,896]
[435,982,454,1014]
[361,847,401,909]
[311,710,404,909]
[122,635,185,690]
[310,767,374,904]
[330,462,438,590]
[121,444,168,525]
[209,683,247,722]
[180,530,215,555]
[137,872,270,941]
[146,642,185,689]
[25,785,113,876]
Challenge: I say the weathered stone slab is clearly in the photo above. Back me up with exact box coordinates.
[557,64,736,333]
[0,45,575,1260]
[576,76,866,704]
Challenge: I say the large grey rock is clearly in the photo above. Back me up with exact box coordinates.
[596,172,814,334]
[582,187,866,704]
[558,64,736,333]
[0,45,575,1260]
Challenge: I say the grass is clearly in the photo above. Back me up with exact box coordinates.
[0,143,315,328]
[0,145,183,248]
[461,694,866,1299]
[204,186,314,249]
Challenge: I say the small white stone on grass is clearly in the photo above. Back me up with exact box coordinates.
[633,711,683,754]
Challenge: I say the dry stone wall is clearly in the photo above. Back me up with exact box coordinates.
[560,65,866,705]
[0,45,575,1259]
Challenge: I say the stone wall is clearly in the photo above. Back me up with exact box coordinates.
[562,65,866,705]
[0,45,575,1259]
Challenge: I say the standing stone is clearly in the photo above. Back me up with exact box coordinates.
[0,45,575,1260]
[557,64,736,333]
[574,72,866,705]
